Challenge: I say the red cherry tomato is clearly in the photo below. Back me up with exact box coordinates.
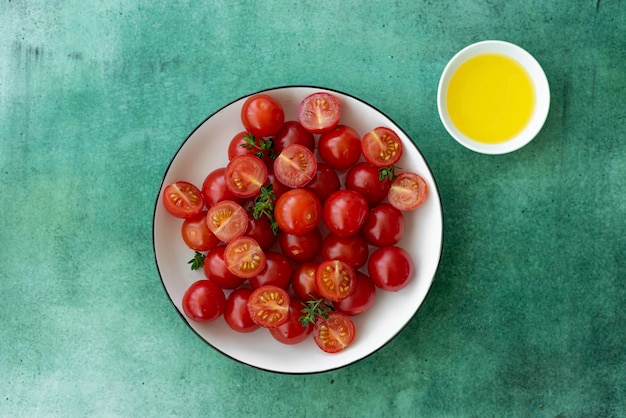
[291,262,322,301]
[240,94,285,138]
[225,154,268,198]
[182,280,226,322]
[263,172,291,200]
[345,162,391,206]
[275,188,322,235]
[247,285,290,328]
[181,211,220,251]
[273,143,317,188]
[333,271,377,316]
[304,163,341,204]
[387,172,429,211]
[248,251,293,290]
[297,92,341,134]
[361,203,405,247]
[162,181,204,219]
[313,312,355,353]
[368,246,414,291]
[224,288,259,333]
[245,212,277,251]
[201,167,243,208]
[277,228,323,263]
[323,190,369,237]
[315,259,356,302]
[224,236,266,279]
[318,125,362,170]
[361,126,403,168]
[321,234,369,269]
[227,131,255,160]
[272,120,315,154]
[205,200,247,242]
[269,296,314,345]
[203,246,246,289]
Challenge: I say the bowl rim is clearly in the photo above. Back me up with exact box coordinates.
[152,85,445,374]
[437,40,550,155]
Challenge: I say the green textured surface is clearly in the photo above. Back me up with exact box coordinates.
[1,1,625,416]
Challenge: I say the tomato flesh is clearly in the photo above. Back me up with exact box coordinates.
[182,280,226,322]
[181,211,220,251]
[247,285,291,328]
[315,260,356,302]
[313,312,355,353]
[162,181,204,219]
[361,126,403,168]
[224,236,266,279]
[273,143,317,188]
[387,172,429,211]
[225,154,268,198]
[205,200,247,242]
[297,92,341,134]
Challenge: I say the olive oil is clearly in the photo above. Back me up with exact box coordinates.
[446,53,535,144]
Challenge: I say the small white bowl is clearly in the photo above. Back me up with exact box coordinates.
[437,40,550,155]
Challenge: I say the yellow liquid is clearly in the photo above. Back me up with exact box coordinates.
[447,53,535,144]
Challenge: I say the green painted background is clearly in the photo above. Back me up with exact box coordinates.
[1,1,625,416]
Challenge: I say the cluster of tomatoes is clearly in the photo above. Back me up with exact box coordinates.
[161,91,428,353]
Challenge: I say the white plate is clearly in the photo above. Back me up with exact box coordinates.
[153,86,444,374]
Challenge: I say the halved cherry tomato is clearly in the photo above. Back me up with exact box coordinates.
[361,203,405,247]
[323,190,369,237]
[304,162,341,204]
[182,280,226,323]
[273,120,315,154]
[387,172,429,211]
[333,271,377,316]
[248,251,293,290]
[201,167,244,208]
[277,228,323,262]
[275,188,322,235]
[225,154,268,198]
[321,234,369,269]
[313,311,355,353]
[318,125,362,170]
[291,262,322,301]
[240,94,285,138]
[361,126,403,168]
[315,259,356,302]
[368,246,414,291]
[205,200,247,242]
[181,211,220,251]
[224,288,259,333]
[247,285,290,328]
[269,296,314,345]
[162,181,204,219]
[298,92,341,134]
[203,246,246,289]
[273,143,317,188]
[345,162,392,206]
[224,236,266,279]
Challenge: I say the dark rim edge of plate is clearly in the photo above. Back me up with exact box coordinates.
[151,84,445,375]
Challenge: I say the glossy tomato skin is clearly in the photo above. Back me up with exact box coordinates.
[202,168,244,208]
[245,212,277,251]
[275,188,322,235]
[291,262,321,301]
[269,296,313,345]
[388,172,429,211]
[203,246,246,289]
[298,92,341,134]
[224,236,266,279]
[321,234,369,269]
[333,271,377,316]
[304,163,341,204]
[162,181,205,219]
[248,251,293,290]
[205,200,248,243]
[318,125,362,170]
[313,312,355,353]
[345,162,392,206]
[225,154,268,198]
[182,280,226,322]
[264,173,291,200]
[323,190,369,237]
[315,259,356,302]
[368,246,414,291]
[228,131,255,160]
[224,288,259,333]
[361,126,403,168]
[181,211,221,251]
[278,228,323,263]
[361,203,405,247]
[241,94,285,138]
[273,144,317,188]
[272,120,315,154]
[247,285,291,328]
